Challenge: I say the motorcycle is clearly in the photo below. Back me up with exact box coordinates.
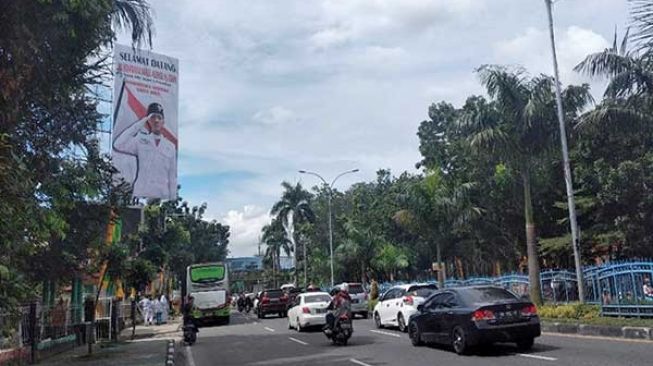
[237,297,245,312]
[183,322,198,346]
[324,313,353,346]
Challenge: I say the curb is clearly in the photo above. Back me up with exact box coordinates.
[542,321,653,341]
[165,339,175,366]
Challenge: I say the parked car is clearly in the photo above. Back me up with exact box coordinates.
[287,292,332,331]
[256,289,289,318]
[373,283,438,332]
[408,286,541,355]
[333,282,369,318]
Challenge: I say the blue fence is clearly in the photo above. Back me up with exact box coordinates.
[371,261,653,318]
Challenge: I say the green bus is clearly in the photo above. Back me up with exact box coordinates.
[185,262,231,324]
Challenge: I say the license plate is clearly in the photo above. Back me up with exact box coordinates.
[340,323,351,329]
[315,308,326,314]
[270,299,279,303]
[499,310,519,318]
[352,299,359,304]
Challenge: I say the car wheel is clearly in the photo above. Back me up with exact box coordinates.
[408,322,423,347]
[374,312,383,329]
[397,313,407,333]
[361,311,368,319]
[296,318,303,332]
[516,338,535,351]
[452,326,470,355]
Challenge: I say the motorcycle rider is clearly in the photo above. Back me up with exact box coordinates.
[324,284,352,335]
[182,296,198,334]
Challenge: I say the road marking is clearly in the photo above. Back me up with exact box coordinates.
[544,332,653,344]
[369,329,401,338]
[517,353,557,361]
[350,358,374,366]
[288,337,309,345]
[186,345,197,366]
[264,327,276,332]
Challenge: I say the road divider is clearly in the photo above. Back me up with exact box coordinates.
[264,327,275,332]
[288,337,308,345]
[369,330,401,338]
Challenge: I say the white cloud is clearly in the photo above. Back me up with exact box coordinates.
[252,106,299,126]
[494,26,610,86]
[222,205,271,257]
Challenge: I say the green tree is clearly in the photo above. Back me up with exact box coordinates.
[458,66,591,304]
[262,218,292,287]
[271,182,314,286]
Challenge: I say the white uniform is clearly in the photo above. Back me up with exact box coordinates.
[139,298,153,325]
[113,118,177,199]
[160,295,169,323]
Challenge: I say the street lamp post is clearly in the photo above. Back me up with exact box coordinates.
[299,169,359,287]
[544,0,585,302]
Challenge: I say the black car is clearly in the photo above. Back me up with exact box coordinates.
[408,286,540,355]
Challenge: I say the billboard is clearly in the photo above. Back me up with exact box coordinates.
[112,44,179,200]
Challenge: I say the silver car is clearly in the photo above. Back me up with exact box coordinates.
[334,282,369,318]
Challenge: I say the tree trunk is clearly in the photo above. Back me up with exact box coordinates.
[436,242,445,288]
[522,171,543,305]
[303,239,308,288]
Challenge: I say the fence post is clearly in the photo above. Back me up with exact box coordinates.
[131,299,136,340]
[28,302,37,364]
[84,298,95,355]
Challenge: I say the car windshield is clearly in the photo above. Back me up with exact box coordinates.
[303,295,331,303]
[408,285,438,298]
[461,287,518,304]
[348,285,365,294]
[265,290,283,298]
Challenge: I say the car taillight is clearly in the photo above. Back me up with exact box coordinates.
[281,294,288,302]
[472,309,495,321]
[339,314,349,320]
[302,307,310,314]
[521,304,537,317]
[261,296,270,304]
[403,296,414,306]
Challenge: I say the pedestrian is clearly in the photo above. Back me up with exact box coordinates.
[153,296,162,325]
[160,294,169,324]
[139,296,153,325]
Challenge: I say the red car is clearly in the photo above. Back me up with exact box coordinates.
[257,289,289,318]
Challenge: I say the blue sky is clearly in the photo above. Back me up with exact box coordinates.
[115,0,630,257]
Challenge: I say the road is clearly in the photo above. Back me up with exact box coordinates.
[183,311,653,366]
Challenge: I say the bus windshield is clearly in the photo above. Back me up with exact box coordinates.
[190,265,225,283]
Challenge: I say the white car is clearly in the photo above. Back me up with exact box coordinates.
[287,292,332,331]
[373,283,438,332]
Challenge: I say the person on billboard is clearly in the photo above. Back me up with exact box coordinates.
[113,102,177,199]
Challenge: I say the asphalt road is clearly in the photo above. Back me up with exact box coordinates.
[184,311,653,366]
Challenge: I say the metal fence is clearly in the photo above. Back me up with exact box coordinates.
[0,299,136,365]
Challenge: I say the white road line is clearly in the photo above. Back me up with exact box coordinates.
[369,329,401,338]
[288,337,309,345]
[350,358,374,366]
[264,327,276,332]
[186,345,197,366]
[517,353,557,361]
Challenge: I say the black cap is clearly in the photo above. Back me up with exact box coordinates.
[147,102,164,117]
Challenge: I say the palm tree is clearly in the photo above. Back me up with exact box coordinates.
[111,0,155,47]
[458,66,591,305]
[335,218,381,284]
[270,182,314,286]
[394,171,480,287]
[262,219,292,288]
[373,244,408,282]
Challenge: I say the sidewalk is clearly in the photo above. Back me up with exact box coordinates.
[38,319,181,366]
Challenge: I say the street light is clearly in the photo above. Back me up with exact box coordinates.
[299,168,359,287]
[544,0,585,302]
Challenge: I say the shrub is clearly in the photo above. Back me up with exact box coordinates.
[538,303,600,320]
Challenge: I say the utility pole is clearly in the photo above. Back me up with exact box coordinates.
[545,0,585,302]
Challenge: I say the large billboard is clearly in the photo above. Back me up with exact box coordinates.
[112,44,179,200]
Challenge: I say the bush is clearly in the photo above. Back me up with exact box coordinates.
[538,303,600,320]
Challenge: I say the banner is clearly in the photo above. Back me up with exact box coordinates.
[112,44,179,200]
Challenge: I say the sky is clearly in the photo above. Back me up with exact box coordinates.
[116,0,630,257]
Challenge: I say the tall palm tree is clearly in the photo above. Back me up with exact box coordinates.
[335,218,381,283]
[262,218,291,288]
[458,66,592,305]
[270,182,314,286]
[112,0,155,47]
